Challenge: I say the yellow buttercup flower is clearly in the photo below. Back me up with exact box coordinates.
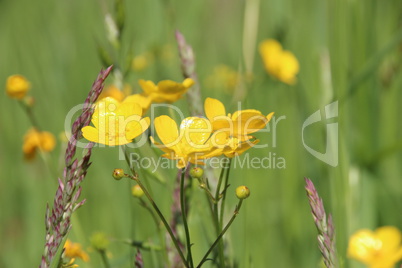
[348,226,402,268]
[98,85,126,102]
[23,128,56,160]
[259,39,299,85]
[82,97,150,146]
[151,115,223,168]
[204,97,274,141]
[64,239,90,262]
[6,74,30,99]
[139,78,194,103]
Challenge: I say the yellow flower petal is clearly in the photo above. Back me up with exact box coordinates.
[138,80,157,95]
[126,117,150,141]
[116,102,142,117]
[376,226,402,252]
[183,78,195,88]
[123,94,152,113]
[154,115,179,146]
[82,126,100,144]
[231,109,269,136]
[204,97,226,122]
[179,117,212,148]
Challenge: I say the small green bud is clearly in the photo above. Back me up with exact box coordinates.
[190,167,204,179]
[131,185,144,198]
[112,168,125,180]
[235,186,250,200]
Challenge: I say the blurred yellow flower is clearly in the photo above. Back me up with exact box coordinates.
[98,85,126,102]
[82,97,150,146]
[132,54,151,72]
[6,74,30,99]
[139,78,194,103]
[23,128,56,160]
[259,39,299,85]
[64,239,89,262]
[348,226,402,268]
[205,65,240,93]
[151,115,222,168]
[204,97,274,141]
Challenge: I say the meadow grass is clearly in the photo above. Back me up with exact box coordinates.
[1,0,402,267]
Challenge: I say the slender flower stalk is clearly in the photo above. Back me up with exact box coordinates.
[127,173,189,267]
[175,30,203,116]
[219,159,232,228]
[304,177,338,268]
[180,168,194,267]
[213,159,230,266]
[197,200,244,268]
[39,66,112,268]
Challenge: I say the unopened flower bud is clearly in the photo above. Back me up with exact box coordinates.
[190,167,204,179]
[235,186,250,200]
[131,185,144,198]
[112,168,125,180]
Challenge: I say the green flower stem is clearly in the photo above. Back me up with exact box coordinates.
[138,198,170,267]
[19,101,40,130]
[130,174,189,268]
[197,200,244,268]
[213,158,230,266]
[180,168,194,268]
[99,249,111,268]
[219,159,232,228]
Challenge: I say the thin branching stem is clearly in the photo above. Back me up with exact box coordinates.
[219,159,232,228]
[129,174,189,268]
[197,200,243,268]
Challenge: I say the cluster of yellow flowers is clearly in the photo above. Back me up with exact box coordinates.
[259,39,299,85]
[348,226,402,268]
[5,75,56,160]
[82,77,273,168]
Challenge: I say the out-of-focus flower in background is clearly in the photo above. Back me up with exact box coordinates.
[139,78,194,103]
[259,39,299,85]
[6,74,31,99]
[63,239,90,262]
[98,84,126,102]
[82,97,150,146]
[132,52,153,72]
[23,128,56,160]
[205,64,240,93]
[348,226,402,268]
[123,93,152,114]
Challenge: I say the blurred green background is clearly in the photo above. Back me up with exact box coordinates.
[1,0,402,267]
